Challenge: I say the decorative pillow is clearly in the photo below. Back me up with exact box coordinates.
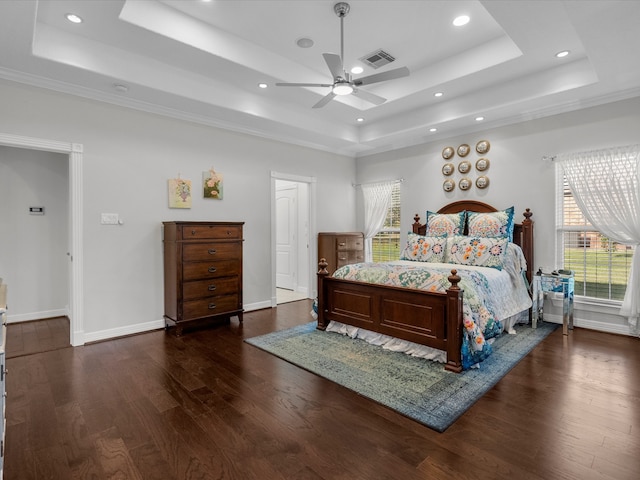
[446,235,509,270]
[467,206,515,241]
[425,211,466,236]
[400,233,447,263]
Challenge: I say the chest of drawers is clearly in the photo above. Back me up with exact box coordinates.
[318,232,365,274]
[163,222,244,335]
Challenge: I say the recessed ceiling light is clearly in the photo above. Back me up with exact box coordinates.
[434,92,443,98]
[475,116,485,121]
[453,15,470,27]
[351,66,364,74]
[258,83,268,89]
[429,128,437,132]
[65,13,83,24]
[296,37,314,48]
[356,117,365,123]
[555,50,570,58]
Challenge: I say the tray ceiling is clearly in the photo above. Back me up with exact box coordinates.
[1,0,639,157]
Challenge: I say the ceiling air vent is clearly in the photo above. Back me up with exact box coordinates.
[360,49,395,69]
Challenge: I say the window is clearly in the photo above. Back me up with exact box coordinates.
[556,174,632,301]
[371,183,401,262]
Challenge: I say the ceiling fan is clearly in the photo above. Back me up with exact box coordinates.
[276,2,410,108]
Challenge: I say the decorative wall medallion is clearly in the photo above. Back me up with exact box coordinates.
[442,163,454,176]
[443,179,456,192]
[442,146,454,159]
[457,144,470,157]
[459,178,472,191]
[476,140,490,154]
[476,176,490,189]
[475,158,490,171]
[458,160,471,174]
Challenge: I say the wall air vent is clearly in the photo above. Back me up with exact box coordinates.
[359,49,395,69]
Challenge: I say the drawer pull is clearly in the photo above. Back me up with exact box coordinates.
[208,285,217,291]
[208,303,217,310]
[208,267,217,273]
[338,242,346,246]
[191,229,196,235]
[208,249,217,255]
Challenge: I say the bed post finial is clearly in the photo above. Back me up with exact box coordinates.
[317,258,330,331]
[523,208,533,222]
[448,270,461,291]
[318,258,329,275]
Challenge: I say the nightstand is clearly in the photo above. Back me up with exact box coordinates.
[532,271,574,335]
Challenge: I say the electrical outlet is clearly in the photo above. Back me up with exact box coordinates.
[101,213,119,225]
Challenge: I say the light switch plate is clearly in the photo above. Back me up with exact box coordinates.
[101,213,119,225]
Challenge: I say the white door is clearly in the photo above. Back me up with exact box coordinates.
[276,183,298,290]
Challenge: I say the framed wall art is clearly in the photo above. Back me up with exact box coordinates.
[168,177,192,209]
[203,168,223,199]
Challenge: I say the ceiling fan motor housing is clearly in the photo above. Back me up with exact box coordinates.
[334,2,350,17]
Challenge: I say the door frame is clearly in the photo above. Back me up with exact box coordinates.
[270,171,316,307]
[0,132,84,346]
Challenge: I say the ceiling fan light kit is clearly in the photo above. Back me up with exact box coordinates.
[275,2,410,108]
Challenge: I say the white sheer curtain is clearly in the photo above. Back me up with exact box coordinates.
[556,144,640,334]
[362,181,395,262]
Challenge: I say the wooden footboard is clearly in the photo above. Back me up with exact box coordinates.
[317,259,464,373]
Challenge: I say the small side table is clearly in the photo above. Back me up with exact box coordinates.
[532,271,574,335]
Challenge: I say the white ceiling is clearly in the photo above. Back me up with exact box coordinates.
[1,0,639,157]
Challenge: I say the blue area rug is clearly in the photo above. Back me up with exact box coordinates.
[246,321,557,432]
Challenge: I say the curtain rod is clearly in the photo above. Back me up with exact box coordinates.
[352,178,404,188]
[541,155,556,162]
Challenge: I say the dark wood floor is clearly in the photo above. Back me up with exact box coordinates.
[5,301,640,480]
[6,316,71,358]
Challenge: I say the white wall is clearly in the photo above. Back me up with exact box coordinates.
[0,80,356,340]
[355,96,640,335]
[0,146,69,320]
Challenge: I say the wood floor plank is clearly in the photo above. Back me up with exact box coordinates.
[4,301,640,480]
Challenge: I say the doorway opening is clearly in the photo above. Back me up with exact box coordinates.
[0,132,84,346]
[271,172,316,306]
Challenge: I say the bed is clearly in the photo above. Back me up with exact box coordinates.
[316,200,534,372]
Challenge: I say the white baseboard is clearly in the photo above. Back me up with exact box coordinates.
[6,308,69,323]
[82,318,166,344]
[541,313,634,336]
[82,300,275,344]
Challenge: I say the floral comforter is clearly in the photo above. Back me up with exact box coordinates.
[331,256,532,369]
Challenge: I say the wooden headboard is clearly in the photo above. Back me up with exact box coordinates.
[412,200,534,284]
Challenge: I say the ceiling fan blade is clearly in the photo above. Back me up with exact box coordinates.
[353,66,410,86]
[275,82,332,87]
[323,53,344,79]
[352,88,387,106]
[312,92,336,109]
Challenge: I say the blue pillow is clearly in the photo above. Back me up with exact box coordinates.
[425,211,466,236]
[467,206,514,241]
